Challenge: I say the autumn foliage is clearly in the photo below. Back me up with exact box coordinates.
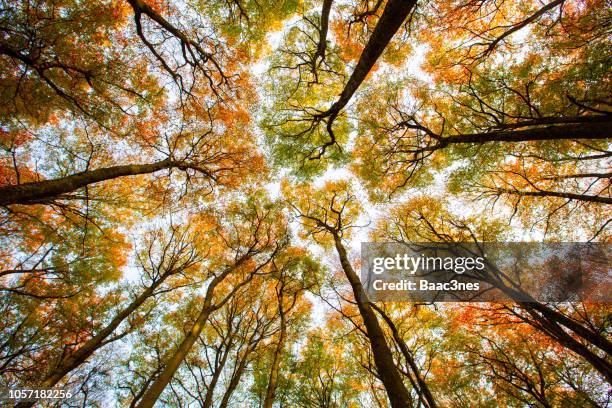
[0,0,610,407]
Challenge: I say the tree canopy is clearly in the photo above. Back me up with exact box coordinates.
[0,0,610,407]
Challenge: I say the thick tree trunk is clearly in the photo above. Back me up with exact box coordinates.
[0,159,175,206]
[442,120,612,146]
[328,0,417,115]
[332,235,412,407]
[496,188,611,204]
[371,304,437,408]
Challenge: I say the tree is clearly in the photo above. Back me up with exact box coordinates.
[164,274,280,407]
[0,0,609,406]
[373,196,611,383]
[13,224,201,407]
[134,194,290,407]
[262,247,321,408]
[265,0,418,175]
[286,327,362,408]
[285,179,413,407]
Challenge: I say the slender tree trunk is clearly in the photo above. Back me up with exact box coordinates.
[134,279,221,408]
[332,234,412,407]
[311,0,417,157]
[218,349,252,408]
[263,301,287,408]
[219,306,270,408]
[134,254,258,408]
[530,302,612,355]
[482,0,567,55]
[489,272,612,356]
[488,275,612,384]
[522,304,612,384]
[0,159,175,206]
[202,343,232,408]
[314,0,333,63]
[15,275,172,408]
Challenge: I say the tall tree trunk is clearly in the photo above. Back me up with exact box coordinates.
[202,342,232,408]
[496,188,611,204]
[530,302,612,355]
[0,159,176,206]
[15,274,173,408]
[522,304,612,384]
[262,299,287,408]
[488,271,612,357]
[219,306,270,408]
[312,0,417,157]
[439,118,612,146]
[314,0,334,64]
[332,234,412,407]
[371,303,437,408]
[134,281,221,407]
[135,255,256,408]
[489,275,612,384]
[218,348,252,408]
[327,0,417,116]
